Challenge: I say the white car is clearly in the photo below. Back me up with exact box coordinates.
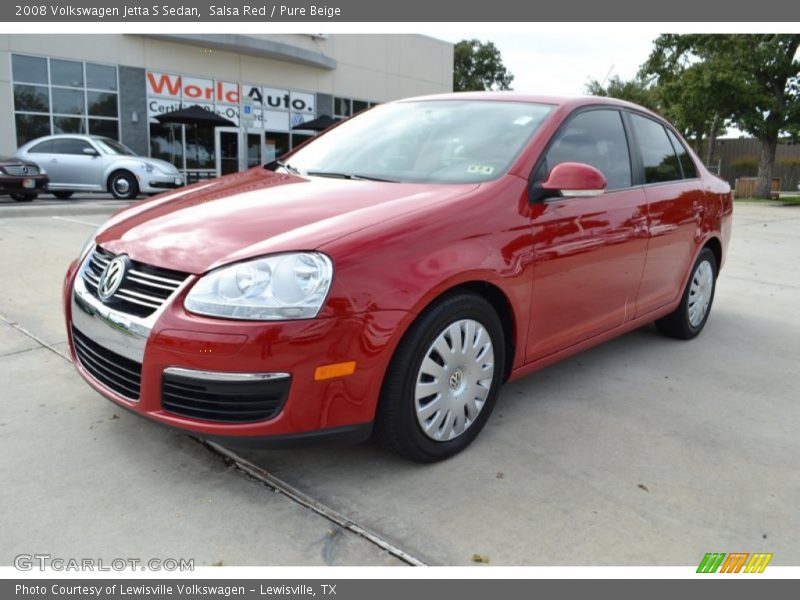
[15,134,183,200]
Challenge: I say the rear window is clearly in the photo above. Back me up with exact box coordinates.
[630,114,681,184]
[666,129,698,179]
[28,140,53,154]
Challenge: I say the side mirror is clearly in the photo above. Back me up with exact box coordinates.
[540,162,606,198]
[82,147,99,156]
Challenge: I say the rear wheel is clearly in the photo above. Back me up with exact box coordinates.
[10,192,37,202]
[108,171,138,200]
[375,292,505,462]
[52,191,73,200]
[655,247,718,339]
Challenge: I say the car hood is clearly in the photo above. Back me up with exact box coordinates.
[97,168,478,274]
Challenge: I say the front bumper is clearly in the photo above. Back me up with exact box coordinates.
[138,173,184,194]
[0,174,48,194]
[63,255,409,443]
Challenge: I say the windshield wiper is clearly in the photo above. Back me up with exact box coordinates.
[265,160,303,175]
[306,171,398,183]
[276,161,302,175]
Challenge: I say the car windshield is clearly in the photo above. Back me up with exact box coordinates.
[283,100,554,184]
[94,137,137,156]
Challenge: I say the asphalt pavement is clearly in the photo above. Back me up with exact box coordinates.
[0,199,797,566]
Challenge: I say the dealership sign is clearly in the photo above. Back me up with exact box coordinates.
[147,72,315,131]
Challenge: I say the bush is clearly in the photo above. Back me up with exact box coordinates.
[730,156,759,170]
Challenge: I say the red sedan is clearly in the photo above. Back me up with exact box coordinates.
[63,93,733,462]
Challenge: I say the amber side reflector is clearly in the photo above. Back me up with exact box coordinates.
[314,361,357,381]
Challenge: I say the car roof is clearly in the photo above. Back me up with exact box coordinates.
[26,134,100,142]
[395,91,663,120]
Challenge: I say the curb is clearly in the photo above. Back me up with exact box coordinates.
[0,202,131,219]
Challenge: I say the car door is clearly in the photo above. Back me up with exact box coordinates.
[47,138,105,190]
[526,108,649,361]
[626,113,704,316]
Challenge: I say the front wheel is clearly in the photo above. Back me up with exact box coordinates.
[108,171,138,200]
[655,247,718,339]
[10,192,37,202]
[375,293,505,462]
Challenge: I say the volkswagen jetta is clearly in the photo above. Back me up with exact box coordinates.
[63,93,733,462]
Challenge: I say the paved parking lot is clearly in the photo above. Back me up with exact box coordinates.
[0,201,798,566]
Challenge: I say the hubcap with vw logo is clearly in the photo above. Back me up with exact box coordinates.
[414,318,495,442]
[97,256,128,300]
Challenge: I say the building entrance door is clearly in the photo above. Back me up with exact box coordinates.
[215,127,241,176]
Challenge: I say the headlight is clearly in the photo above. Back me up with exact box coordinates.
[141,162,154,173]
[78,226,101,261]
[184,253,334,320]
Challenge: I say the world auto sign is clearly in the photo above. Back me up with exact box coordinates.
[146,72,316,131]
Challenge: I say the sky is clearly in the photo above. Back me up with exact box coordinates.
[439,31,658,96]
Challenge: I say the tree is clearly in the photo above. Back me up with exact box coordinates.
[643,34,800,198]
[585,75,659,112]
[453,39,514,92]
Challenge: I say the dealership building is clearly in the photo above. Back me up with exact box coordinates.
[0,34,453,180]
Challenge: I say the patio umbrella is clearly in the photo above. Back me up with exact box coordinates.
[292,114,339,132]
[154,104,236,127]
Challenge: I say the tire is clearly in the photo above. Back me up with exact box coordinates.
[10,192,37,202]
[52,191,73,200]
[655,247,718,340]
[375,292,506,462]
[108,171,138,200]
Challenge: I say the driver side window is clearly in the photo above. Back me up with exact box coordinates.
[543,109,632,190]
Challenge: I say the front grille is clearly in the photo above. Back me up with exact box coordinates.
[82,246,189,318]
[3,164,39,176]
[162,371,290,423]
[72,326,142,401]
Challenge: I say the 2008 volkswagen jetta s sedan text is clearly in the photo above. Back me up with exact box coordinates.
[63,93,733,462]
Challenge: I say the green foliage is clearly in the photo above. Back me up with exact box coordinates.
[642,35,800,143]
[778,156,800,168]
[453,39,514,92]
[585,75,658,111]
[729,156,759,173]
[641,34,800,197]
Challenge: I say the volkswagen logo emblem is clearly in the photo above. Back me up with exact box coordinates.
[97,256,127,300]
[449,369,463,391]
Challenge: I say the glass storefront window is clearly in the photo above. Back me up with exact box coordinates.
[53,116,85,134]
[185,127,215,169]
[352,100,369,114]
[87,91,118,117]
[13,84,49,113]
[265,132,289,161]
[246,133,263,168]
[334,97,351,117]
[50,59,83,88]
[15,114,50,146]
[291,133,313,149]
[12,54,47,84]
[12,54,119,149]
[88,119,118,139]
[149,123,184,168]
[51,88,84,115]
[86,63,117,91]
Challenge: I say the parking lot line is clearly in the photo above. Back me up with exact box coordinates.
[51,216,103,227]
